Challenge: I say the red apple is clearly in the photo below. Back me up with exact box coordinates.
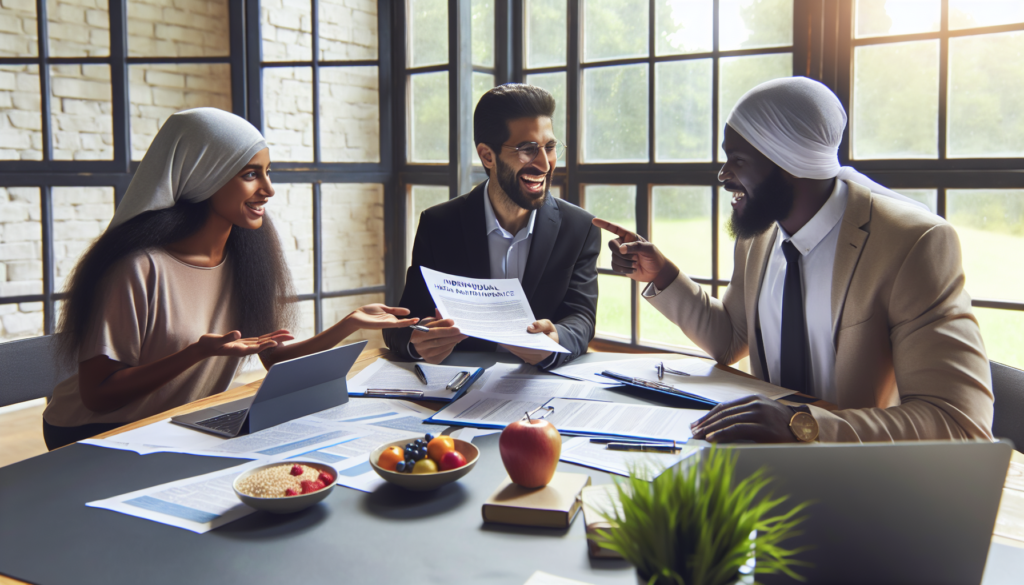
[499,412,562,488]
[439,450,467,471]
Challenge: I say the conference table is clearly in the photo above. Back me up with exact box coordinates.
[1,348,1022,585]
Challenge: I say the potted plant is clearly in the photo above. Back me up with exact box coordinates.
[592,447,811,585]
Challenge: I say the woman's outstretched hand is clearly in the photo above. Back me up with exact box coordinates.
[346,304,420,330]
[194,329,294,358]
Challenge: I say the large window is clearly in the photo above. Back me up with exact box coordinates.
[838,0,1024,368]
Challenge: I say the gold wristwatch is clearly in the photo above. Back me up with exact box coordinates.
[788,405,819,442]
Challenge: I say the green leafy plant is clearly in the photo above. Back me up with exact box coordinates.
[592,447,811,585]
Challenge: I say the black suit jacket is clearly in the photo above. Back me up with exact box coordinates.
[383,182,600,368]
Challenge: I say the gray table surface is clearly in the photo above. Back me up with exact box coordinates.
[1,352,1021,584]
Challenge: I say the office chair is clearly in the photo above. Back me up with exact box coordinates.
[991,361,1024,451]
[0,335,72,408]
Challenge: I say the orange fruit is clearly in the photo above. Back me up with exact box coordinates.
[427,436,456,464]
[377,446,404,471]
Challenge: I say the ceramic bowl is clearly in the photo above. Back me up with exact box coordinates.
[233,460,337,514]
[369,438,479,491]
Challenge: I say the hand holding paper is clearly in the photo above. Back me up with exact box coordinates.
[420,267,569,354]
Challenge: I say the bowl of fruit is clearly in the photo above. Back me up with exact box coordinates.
[233,461,337,514]
[370,433,479,491]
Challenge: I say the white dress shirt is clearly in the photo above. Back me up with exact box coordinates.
[482,179,537,281]
[758,179,848,403]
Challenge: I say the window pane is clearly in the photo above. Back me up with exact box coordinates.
[408,0,448,68]
[50,64,113,161]
[525,71,566,167]
[472,0,494,67]
[0,65,42,161]
[129,64,232,161]
[853,40,938,159]
[409,71,449,163]
[898,189,937,214]
[319,0,378,60]
[974,308,1024,370]
[718,187,734,280]
[53,186,113,294]
[47,0,109,57]
[263,67,313,162]
[656,59,712,162]
[583,0,649,62]
[855,0,940,38]
[948,31,1024,158]
[0,187,42,299]
[0,303,44,342]
[292,299,316,342]
[584,185,636,269]
[473,72,494,112]
[640,284,709,349]
[656,0,713,55]
[127,0,229,57]
[272,183,314,296]
[323,293,387,348]
[718,53,791,161]
[261,0,312,62]
[322,183,384,292]
[950,0,1024,29]
[597,274,632,340]
[320,66,380,163]
[652,186,712,279]
[583,65,648,163]
[0,0,38,57]
[525,0,567,68]
[550,185,562,199]
[946,190,1024,303]
[719,0,793,51]
[408,185,449,259]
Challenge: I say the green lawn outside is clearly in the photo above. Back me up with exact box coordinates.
[595,220,1024,369]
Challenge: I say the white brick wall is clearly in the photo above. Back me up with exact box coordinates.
[129,64,231,159]
[0,187,43,341]
[269,183,314,295]
[52,186,114,293]
[263,66,314,162]
[0,0,39,58]
[128,0,229,58]
[50,63,114,160]
[319,0,377,60]
[0,65,43,160]
[322,183,384,291]
[320,66,379,162]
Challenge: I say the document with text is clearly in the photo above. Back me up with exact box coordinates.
[559,436,698,480]
[543,398,705,442]
[420,266,569,353]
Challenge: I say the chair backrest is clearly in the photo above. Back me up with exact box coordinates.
[991,360,1024,450]
[0,335,73,408]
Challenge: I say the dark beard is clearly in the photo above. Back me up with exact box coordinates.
[494,155,548,211]
[727,166,794,240]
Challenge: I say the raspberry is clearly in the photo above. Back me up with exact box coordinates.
[285,488,298,497]
[289,464,304,476]
[300,479,326,494]
[317,471,334,485]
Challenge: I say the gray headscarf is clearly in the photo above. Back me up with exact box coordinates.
[109,108,268,229]
[727,77,927,211]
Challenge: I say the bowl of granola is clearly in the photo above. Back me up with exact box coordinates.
[233,461,337,514]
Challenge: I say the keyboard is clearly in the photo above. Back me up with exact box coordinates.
[194,409,248,435]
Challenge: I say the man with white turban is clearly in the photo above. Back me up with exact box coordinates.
[594,77,993,443]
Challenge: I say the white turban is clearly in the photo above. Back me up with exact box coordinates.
[726,77,927,211]
[109,108,268,229]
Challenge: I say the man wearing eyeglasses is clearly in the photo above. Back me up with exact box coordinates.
[383,84,600,368]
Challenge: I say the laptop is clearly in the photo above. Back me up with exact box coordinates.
[722,440,1012,585]
[171,340,367,438]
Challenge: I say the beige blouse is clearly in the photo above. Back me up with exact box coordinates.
[44,248,242,427]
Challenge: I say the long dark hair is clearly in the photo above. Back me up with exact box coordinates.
[56,200,296,367]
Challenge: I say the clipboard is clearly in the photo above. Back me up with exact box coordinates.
[598,370,717,407]
[349,366,486,403]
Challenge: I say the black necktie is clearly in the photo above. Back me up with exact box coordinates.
[780,240,809,394]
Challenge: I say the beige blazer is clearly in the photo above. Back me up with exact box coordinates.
[648,182,994,442]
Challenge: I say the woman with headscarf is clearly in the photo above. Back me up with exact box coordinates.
[42,108,418,450]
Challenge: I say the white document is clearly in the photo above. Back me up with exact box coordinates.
[560,436,698,480]
[311,397,435,423]
[523,571,596,585]
[430,364,608,428]
[346,359,476,399]
[87,462,261,534]
[553,357,793,404]
[204,419,362,459]
[81,419,228,456]
[420,266,569,353]
[544,398,704,442]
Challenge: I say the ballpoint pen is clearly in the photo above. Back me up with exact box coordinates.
[601,370,679,392]
[365,389,425,397]
[656,361,690,380]
[606,440,681,453]
[413,363,428,384]
[409,324,430,332]
[589,437,673,445]
[446,371,471,391]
